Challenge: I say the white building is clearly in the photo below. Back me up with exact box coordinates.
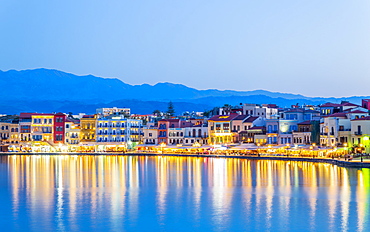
[96,116,142,149]
[96,107,131,117]
[242,104,278,119]
[143,125,158,145]
[320,110,368,147]
[184,125,208,146]
[168,127,185,145]
[65,119,80,147]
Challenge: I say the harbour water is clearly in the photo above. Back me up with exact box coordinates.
[0,155,369,231]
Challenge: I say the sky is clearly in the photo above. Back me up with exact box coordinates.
[1,0,370,97]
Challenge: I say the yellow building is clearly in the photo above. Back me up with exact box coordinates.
[31,114,55,152]
[208,114,239,145]
[80,115,97,142]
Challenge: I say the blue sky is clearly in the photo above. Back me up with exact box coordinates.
[1,0,370,97]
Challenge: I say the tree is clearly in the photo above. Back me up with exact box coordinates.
[166,101,175,118]
[203,110,211,118]
[153,109,161,116]
[222,104,232,115]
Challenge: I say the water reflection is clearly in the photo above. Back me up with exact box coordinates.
[1,155,369,231]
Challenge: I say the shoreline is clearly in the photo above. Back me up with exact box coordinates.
[1,152,370,168]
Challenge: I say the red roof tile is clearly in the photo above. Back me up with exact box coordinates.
[158,119,180,122]
[326,113,347,118]
[244,116,259,122]
[298,120,311,125]
[321,103,341,107]
[233,115,249,120]
[19,113,37,118]
[352,116,370,121]
[209,114,239,121]
[341,102,359,107]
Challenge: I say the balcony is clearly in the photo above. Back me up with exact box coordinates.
[267,130,278,133]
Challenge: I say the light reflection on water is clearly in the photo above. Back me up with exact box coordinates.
[0,155,369,231]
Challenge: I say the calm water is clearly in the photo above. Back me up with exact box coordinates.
[0,155,369,231]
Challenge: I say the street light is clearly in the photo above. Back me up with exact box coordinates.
[160,142,166,154]
[286,143,290,157]
[360,143,364,162]
[310,146,314,159]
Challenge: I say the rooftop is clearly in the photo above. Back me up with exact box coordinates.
[352,116,370,121]
[209,114,239,122]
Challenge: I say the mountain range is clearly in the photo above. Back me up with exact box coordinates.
[0,68,368,114]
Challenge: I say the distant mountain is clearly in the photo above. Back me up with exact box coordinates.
[0,99,211,115]
[0,68,368,114]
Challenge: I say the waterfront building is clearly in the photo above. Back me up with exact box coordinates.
[350,116,370,153]
[30,114,55,152]
[19,113,34,142]
[208,114,239,145]
[158,119,182,144]
[0,122,10,144]
[143,123,158,145]
[230,115,250,142]
[80,115,97,142]
[65,118,80,151]
[95,115,143,151]
[266,115,280,145]
[168,127,185,145]
[79,115,97,152]
[292,121,313,145]
[239,116,266,144]
[277,109,320,145]
[183,124,208,146]
[96,107,130,117]
[53,113,66,145]
[242,103,279,119]
[0,115,20,146]
[320,110,368,147]
[240,126,266,144]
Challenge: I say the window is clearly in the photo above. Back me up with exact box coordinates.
[149,133,152,137]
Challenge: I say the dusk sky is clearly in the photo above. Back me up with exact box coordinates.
[1,0,370,97]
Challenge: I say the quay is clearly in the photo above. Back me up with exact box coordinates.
[1,152,370,168]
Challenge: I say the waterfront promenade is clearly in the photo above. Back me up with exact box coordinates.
[2,151,370,168]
